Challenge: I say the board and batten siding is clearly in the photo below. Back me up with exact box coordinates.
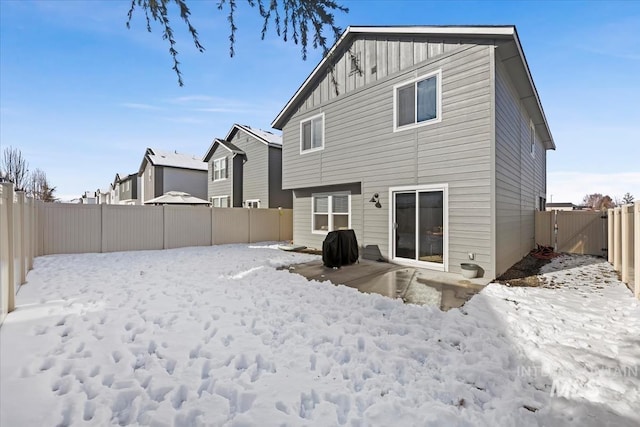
[494,60,546,277]
[282,38,494,277]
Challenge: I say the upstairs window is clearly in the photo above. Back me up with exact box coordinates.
[394,70,441,131]
[213,157,228,181]
[300,113,324,153]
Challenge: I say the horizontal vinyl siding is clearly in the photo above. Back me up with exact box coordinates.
[208,147,233,202]
[231,130,269,206]
[162,168,208,201]
[495,60,546,277]
[282,42,494,276]
[292,184,363,251]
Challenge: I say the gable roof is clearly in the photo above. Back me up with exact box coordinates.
[113,172,134,186]
[271,25,554,150]
[227,124,282,147]
[139,148,207,175]
[202,124,281,162]
[202,138,246,162]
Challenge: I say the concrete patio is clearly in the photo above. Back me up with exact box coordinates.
[284,259,491,311]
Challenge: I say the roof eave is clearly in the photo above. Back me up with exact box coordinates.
[511,28,555,150]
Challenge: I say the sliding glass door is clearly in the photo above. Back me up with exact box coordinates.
[392,186,447,270]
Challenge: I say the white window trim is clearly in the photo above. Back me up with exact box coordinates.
[393,69,442,132]
[212,157,227,182]
[311,191,351,235]
[530,120,536,158]
[245,199,260,208]
[299,112,325,155]
[388,183,449,272]
[210,195,230,208]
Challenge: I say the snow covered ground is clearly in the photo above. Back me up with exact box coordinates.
[1,244,638,426]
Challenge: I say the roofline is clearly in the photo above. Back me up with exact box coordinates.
[227,124,282,148]
[271,25,554,149]
[511,27,555,150]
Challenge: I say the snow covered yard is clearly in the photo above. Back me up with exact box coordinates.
[1,245,638,427]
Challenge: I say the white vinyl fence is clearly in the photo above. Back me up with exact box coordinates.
[608,203,639,298]
[1,181,293,324]
[535,210,607,256]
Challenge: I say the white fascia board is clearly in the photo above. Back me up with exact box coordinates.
[348,26,515,36]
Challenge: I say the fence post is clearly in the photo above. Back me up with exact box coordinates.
[15,191,26,286]
[607,209,614,263]
[613,208,622,272]
[635,201,640,299]
[211,207,216,246]
[2,183,16,313]
[162,204,168,250]
[29,197,35,269]
[621,205,630,284]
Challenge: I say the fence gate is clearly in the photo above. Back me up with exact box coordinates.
[535,211,607,256]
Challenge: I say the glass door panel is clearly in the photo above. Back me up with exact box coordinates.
[418,191,444,264]
[394,192,416,260]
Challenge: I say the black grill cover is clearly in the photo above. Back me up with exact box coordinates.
[322,229,359,268]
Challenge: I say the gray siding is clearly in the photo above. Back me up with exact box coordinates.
[282,40,494,277]
[207,147,233,203]
[142,162,155,202]
[154,166,164,199]
[494,60,546,277]
[231,130,269,206]
[233,156,243,207]
[292,183,362,251]
[118,176,138,204]
[268,147,293,208]
[302,36,484,108]
[162,167,207,200]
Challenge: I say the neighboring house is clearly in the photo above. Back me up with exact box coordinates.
[137,148,208,204]
[115,172,140,205]
[271,25,555,280]
[96,188,111,204]
[545,202,577,211]
[79,191,97,204]
[202,124,292,208]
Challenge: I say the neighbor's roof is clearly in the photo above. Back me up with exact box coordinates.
[271,25,554,150]
[145,191,210,205]
[203,138,245,162]
[203,124,281,162]
[227,124,282,147]
[139,148,207,175]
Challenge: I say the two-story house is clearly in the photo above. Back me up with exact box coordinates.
[138,148,208,203]
[115,172,139,205]
[272,26,555,280]
[203,124,292,208]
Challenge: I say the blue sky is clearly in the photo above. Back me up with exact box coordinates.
[1,0,638,203]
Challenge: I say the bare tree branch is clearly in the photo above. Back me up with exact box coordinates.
[1,146,29,191]
[127,0,348,86]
